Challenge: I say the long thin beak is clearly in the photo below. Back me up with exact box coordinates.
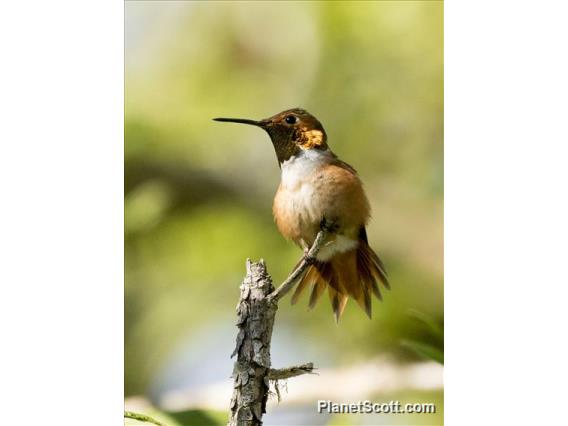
[213,117,267,128]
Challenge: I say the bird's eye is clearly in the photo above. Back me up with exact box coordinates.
[285,115,297,124]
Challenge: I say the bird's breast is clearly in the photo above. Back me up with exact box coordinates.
[272,150,369,259]
[273,172,322,242]
[273,152,329,243]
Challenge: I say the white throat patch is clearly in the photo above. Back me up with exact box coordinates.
[280,149,333,190]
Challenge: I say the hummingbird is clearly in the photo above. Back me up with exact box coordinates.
[214,108,389,321]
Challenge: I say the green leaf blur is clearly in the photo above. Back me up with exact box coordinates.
[125,1,443,422]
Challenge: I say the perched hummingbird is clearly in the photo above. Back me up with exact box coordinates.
[214,108,389,321]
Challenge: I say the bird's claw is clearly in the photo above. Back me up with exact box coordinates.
[320,217,339,233]
[302,245,317,265]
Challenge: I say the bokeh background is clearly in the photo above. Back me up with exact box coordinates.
[125,1,443,425]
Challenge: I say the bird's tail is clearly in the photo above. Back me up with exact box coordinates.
[291,239,389,322]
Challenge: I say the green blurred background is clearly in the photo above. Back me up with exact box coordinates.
[125,1,443,425]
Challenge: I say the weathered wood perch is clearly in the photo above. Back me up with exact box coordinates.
[228,227,329,426]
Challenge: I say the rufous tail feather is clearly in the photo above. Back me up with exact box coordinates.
[291,230,389,322]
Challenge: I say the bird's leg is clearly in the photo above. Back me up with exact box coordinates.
[320,216,340,233]
[301,218,338,264]
[269,221,335,302]
[300,241,320,265]
[317,217,339,250]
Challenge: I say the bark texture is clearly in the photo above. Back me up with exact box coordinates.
[228,260,315,426]
[228,259,277,426]
[229,226,329,426]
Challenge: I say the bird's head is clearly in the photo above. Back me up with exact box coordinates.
[214,108,328,165]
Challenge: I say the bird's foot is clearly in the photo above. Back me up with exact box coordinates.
[302,250,317,265]
[320,217,339,233]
